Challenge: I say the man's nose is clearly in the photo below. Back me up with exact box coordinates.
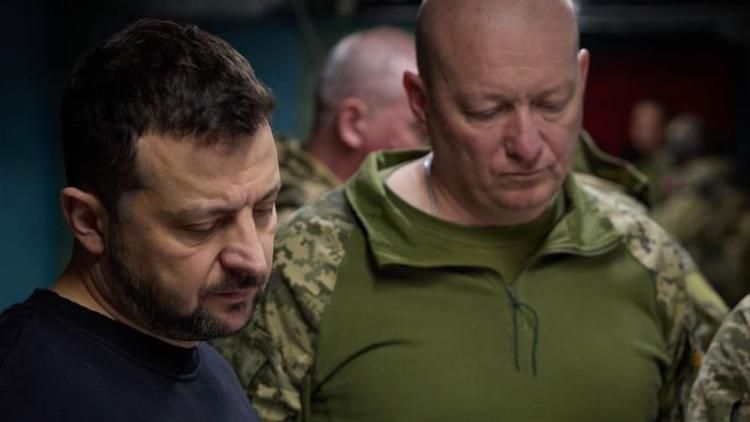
[219,210,269,276]
[504,108,543,164]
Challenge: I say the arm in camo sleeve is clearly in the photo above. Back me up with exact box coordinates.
[688,295,750,421]
[584,182,706,421]
[214,190,354,422]
[576,172,728,353]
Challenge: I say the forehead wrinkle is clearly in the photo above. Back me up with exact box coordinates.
[133,129,277,211]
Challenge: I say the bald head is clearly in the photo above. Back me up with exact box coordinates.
[416,0,580,87]
[314,27,416,129]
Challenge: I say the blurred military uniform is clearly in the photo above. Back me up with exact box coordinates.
[572,131,650,205]
[217,147,707,422]
[275,136,340,222]
[654,157,750,308]
[689,294,750,421]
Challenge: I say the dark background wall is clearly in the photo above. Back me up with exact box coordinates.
[2,0,750,309]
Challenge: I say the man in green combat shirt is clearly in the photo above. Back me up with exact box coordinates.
[216,0,714,420]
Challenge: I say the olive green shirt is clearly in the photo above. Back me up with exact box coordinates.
[217,150,706,422]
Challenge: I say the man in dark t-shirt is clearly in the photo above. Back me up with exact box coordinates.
[0,18,280,421]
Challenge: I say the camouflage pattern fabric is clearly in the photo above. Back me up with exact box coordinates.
[214,189,354,422]
[217,169,700,421]
[214,146,711,421]
[574,143,728,351]
[689,294,750,421]
[274,135,340,223]
[578,179,707,421]
[654,157,750,308]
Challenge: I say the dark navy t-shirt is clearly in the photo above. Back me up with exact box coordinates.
[0,289,260,422]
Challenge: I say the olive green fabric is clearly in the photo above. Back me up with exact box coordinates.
[216,149,706,422]
[572,130,650,206]
[378,183,564,283]
[572,136,728,348]
[312,160,665,421]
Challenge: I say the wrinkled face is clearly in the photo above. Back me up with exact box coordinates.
[102,122,280,342]
[422,13,588,214]
[365,93,426,152]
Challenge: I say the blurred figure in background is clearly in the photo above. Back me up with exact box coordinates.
[275,26,424,221]
[622,99,670,204]
[654,114,750,307]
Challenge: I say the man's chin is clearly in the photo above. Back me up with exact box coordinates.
[497,186,557,212]
[204,304,256,337]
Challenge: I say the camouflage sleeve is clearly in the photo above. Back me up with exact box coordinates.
[575,172,729,351]
[685,272,729,351]
[214,190,353,422]
[584,184,704,421]
[689,295,750,422]
[628,226,702,422]
[276,185,308,224]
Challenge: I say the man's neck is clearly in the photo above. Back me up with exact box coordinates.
[305,128,361,182]
[51,257,197,349]
[386,156,553,227]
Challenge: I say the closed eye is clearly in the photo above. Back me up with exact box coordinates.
[182,219,223,238]
[465,106,508,121]
[534,101,564,113]
[253,204,275,217]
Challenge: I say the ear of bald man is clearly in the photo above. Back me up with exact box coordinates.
[335,96,370,151]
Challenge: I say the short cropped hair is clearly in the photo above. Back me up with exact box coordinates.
[61,18,274,213]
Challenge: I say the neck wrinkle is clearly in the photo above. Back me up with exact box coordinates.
[429,164,551,227]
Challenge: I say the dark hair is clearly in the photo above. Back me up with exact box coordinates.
[61,18,274,213]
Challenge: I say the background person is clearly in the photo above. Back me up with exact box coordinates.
[276,26,424,221]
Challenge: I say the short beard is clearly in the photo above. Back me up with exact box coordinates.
[100,223,266,342]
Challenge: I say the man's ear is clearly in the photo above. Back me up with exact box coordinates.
[578,48,590,87]
[60,187,108,256]
[403,71,429,133]
[336,96,369,151]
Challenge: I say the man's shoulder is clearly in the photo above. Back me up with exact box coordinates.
[272,188,359,319]
[689,295,750,420]
[276,136,338,189]
[576,174,683,259]
[275,137,340,221]
[0,295,89,420]
[0,299,37,371]
[574,175,697,311]
[715,295,750,346]
[276,188,357,259]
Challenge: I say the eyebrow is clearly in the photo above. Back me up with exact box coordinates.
[171,183,281,222]
[536,79,575,98]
